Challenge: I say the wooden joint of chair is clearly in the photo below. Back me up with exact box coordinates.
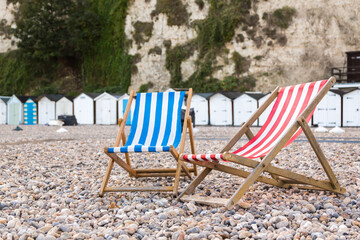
[118,118,123,126]
[222,151,230,157]
[104,147,109,153]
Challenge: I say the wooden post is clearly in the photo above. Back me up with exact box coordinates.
[177,167,212,200]
[298,117,341,190]
[99,92,135,196]
[187,116,197,176]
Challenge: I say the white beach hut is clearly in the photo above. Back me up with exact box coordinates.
[0,96,10,124]
[191,93,211,126]
[7,95,29,125]
[343,88,360,127]
[165,88,176,92]
[258,93,276,126]
[118,94,136,125]
[94,92,121,125]
[74,93,100,125]
[209,92,238,126]
[37,94,63,125]
[233,92,264,126]
[313,90,342,127]
[56,96,73,119]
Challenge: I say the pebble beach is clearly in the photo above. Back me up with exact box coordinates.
[1,125,360,240]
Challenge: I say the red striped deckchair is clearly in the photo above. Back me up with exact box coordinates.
[100,89,197,195]
[178,77,345,209]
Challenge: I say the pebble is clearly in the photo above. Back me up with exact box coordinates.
[186,202,197,213]
[0,126,359,240]
[238,230,251,239]
[238,201,251,209]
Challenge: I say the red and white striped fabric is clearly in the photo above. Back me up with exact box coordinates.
[182,153,224,162]
[182,80,327,163]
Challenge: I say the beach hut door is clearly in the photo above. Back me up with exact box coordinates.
[326,93,339,126]
[100,98,112,125]
[0,103,5,124]
[9,103,20,125]
[344,92,360,126]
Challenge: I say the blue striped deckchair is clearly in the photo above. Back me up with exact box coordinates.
[100,89,197,195]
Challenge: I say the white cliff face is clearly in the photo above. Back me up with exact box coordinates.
[125,0,209,92]
[0,0,17,52]
[125,0,360,92]
[1,0,359,92]
[233,0,360,91]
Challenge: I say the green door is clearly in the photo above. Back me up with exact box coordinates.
[9,103,20,125]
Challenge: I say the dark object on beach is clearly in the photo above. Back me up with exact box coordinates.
[181,108,195,128]
[58,115,78,126]
[13,126,23,131]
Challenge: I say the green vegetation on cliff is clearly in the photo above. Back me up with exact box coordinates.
[165,0,257,92]
[0,0,297,95]
[0,0,132,95]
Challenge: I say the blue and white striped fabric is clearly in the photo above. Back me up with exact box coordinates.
[108,91,185,153]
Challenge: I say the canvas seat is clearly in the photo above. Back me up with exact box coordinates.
[178,77,346,209]
[108,145,172,153]
[100,90,197,195]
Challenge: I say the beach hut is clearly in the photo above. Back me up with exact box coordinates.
[24,97,37,125]
[313,90,342,127]
[191,93,212,126]
[118,94,136,125]
[343,88,360,127]
[56,96,73,119]
[94,92,121,125]
[233,92,264,126]
[209,92,238,126]
[258,93,276,126]
[165,88,176,92]
[0,96,9,124]
[74,93,100,125]
[7,95,28,125]
[37,94,63,125]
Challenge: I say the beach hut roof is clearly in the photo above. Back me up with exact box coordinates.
[0,96,10,103]
[330,87,359,96]
[194,93,213,100]
[58,96,74,102]
[94,92,124,101]
[82,93,102,99]
[243,92,265,100]
[214,91,241,100]
[14,96,37,104]
[37,94,64,102]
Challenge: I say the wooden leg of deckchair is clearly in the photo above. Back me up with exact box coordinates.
[177,167,212,200]
[170,146,192,179]
[105,152,137,177]
[121,131,132,178]
[226,165,266,209]
[225,150,280,209]
[173,160,182,195]
[244,126,280,181]
[187,117,197,176]
[298,117,341,190]
[100,159,114,196]
[224,152,345,193]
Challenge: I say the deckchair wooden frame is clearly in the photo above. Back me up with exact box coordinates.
[100,89,197,196]
[178,77,345,209]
